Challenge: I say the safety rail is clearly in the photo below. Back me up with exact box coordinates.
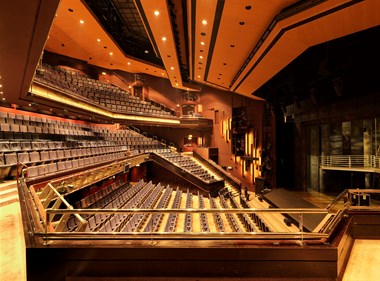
[319,155,380,171]
[42,207,329,240]
[20,166,380,241]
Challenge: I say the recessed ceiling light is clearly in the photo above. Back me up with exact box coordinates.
[199,55,203,59]
[176,83,179,86]
[170,67,174,70]
[97,39,101,42]
[0,85,2,88]
[79,19,84,24]
[2,98,5,101]
[202,19,207,25]
[162,73,165,76]
[197,75,201,78]
[154,10,160,16]
[109,52,113,55]
[201,42,205,46]
[162,37,167,41]
[145,50,149,54]
[102,72,106,75]
[127,62,131,65]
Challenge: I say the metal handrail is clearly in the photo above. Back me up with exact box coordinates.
[320,155,380,170]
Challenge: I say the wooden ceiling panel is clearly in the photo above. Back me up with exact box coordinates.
[192,0,219,84]
[232,0,380,97]
[205,0,298,89]
[45,0,167,79]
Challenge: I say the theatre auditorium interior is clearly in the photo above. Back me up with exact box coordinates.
[1,0,380,280]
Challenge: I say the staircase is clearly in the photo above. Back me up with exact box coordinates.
[0,180,19,207]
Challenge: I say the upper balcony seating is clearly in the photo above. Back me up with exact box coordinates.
[34,64,176,118]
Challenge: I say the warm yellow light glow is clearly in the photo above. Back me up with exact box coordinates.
[79,19,84,24]
[97,38,101,42]
[154,10,160,16]
[30,83,181,125]
[200,41,205,46]
[170,67,174,70]
[202,19,207,25]
[162,37,167,41]
[199,55,203,59]
[109,52,113,55]
[101,72,106,75]
[127,62,131,65]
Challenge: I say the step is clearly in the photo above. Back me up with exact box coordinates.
[0,193,19,207]
[0,187,18,200]
[0,181,17,192]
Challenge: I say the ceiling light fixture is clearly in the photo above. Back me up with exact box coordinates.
[170,67,174,70]
[202,19,207,25]
[97,39,101,42]
[109,52,113,55]
[154,10,160,16]
[201,42,205,46]
[162,37,167,41]
[79,19,84,24]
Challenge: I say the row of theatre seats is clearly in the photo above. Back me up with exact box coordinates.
[63,180,272,234]
[0,107,174,180]
[35,64,175,118]
[0,111,95,140]
[159,152,220,183]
